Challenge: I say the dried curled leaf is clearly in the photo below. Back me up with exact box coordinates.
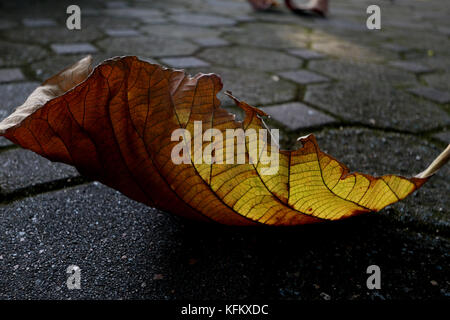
[0,56,447,226]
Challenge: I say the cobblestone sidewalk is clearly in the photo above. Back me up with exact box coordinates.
[0,0,449,300]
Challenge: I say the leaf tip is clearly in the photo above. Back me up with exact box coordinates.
[0,55,94,136]
[297,133,317,145]
[225,91,268,118]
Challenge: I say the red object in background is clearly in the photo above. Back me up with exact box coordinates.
[285,0,329,16]
[247,0,328,17]
[247,0,278,11]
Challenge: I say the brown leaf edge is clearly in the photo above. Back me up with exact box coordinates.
[0,55,93,134]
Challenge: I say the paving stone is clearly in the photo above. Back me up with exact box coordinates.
[0,69,25,83]
[306,25,388,48]
[1,1,70,17]
[255,10,309,25]
[287,49,325,60]
[0,41,47,67]
[313,127,449,228]
[308,59,418,86]
[97,36,198,58]
[82,16,140,29]
[384,20,433,31]
[278,70,329,85]
[0,137,13,147]
[165,6,190,14]
[381,43,413,53]
[223,23,309,49]
[31,54,111,81]
[81,8,103,17]
[415,11,448,20]
[312,41,392,63]
[304,82,450,132]
[199,47,302,72]
[187,66,298,107]
[51,43,98,55]
[217,26,245,34]
[105,1,129,9]
[140,24,220,39]
[423,72,450,92]
[432,131,450,143]
[331,7,362,17]
[160,57,210,68]
[22,18,57,27]
[0,183,163,299]
[4,26,104,45]
[234,15,257,22]
[203,0,251,12]
[103,29,141,37]
[384,29,448,54]
[105,8,163,20]
[407,87,450,104]
[414,56,450,73]
[170,13,236,27]
[259,102,337,130]
[1,180,448,300]
[0,82,39,119]
[192,37,229,47]
[310,18,367,32]
[139,16,169,24]
[0,19,17,30]
[389,61,434,74]
[304,29,335,43]
[437,27,450,36]
[0,148,78,194]
[136,57,158,65]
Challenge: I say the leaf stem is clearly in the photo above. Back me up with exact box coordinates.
[415,144,450,178]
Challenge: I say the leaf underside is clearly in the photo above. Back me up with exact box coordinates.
[0,56,428,226]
